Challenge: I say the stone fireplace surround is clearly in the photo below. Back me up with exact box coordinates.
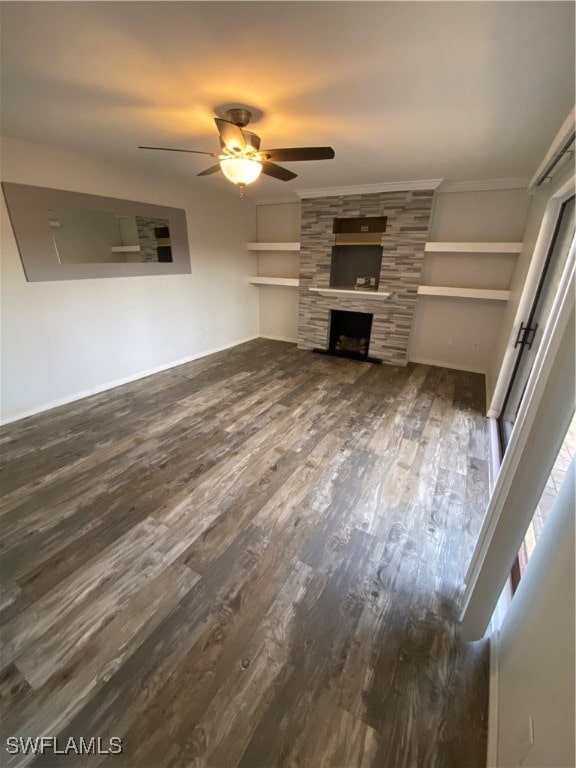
[297,190,435,366]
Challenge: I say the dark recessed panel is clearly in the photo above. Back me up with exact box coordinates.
[329,245,383,290]
[333,216,387,234]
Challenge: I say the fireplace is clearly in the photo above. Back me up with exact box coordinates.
[325,309,379,362]
[298,190,435,366]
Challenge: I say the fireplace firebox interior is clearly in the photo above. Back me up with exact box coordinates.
[328,309,375,361]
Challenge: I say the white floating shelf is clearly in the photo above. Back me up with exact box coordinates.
[248,276,299,287]
[111,245,141,253]
[417,286,510,301]
[308,287,391,301]
[247,242,300,251]
[425,242,522,254]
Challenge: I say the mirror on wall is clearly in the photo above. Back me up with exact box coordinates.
[2,183,190,281]
[48,208,172,264]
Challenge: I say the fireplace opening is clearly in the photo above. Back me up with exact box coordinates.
[318,309,379,362]
[330,245,383,291]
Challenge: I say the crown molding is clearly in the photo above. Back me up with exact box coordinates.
[295,179,444,199]
[253,194,301,206]
[437,178,529,193]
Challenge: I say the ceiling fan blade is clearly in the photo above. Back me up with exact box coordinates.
[138,145,215,156]
[214,118,246,153]
[261,161,297,181]
[263,147,335,162]
[197,164,222,177]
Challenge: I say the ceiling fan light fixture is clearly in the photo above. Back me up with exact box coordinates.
[219,156,262,186]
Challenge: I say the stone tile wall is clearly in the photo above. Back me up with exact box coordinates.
[297,190,434,365]
[135,217,170,263]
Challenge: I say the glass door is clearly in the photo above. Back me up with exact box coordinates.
[499,195,575,450]
[499,194,575,591]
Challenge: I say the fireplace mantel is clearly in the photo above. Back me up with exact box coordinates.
[308,287,391,302]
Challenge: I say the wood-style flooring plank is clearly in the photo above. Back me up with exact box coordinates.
[0,339,490,768]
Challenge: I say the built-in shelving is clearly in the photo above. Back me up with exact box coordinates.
[417,286,510,301]
[308,287,391,302]
[246,242,300,251]
[424,242,522,254]
[248,276,299,287]
[418,241,521,303]
[247,238,300,291]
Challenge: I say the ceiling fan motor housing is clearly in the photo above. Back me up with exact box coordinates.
[225,108,252,127]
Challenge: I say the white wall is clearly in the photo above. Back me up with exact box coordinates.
[0,137,258,422]
[495,460,575,767]
[409,189,531,389]
[427,190,530,242]
[258,287,298,343]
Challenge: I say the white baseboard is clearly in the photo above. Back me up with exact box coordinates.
[1,335,260,425]
[259,334,298,344]
[408,355,486,375]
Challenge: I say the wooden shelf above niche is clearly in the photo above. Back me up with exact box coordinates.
[417,286,510,301]
[246,242,300,251]
[424,242,522,254]
[248,276,299,287]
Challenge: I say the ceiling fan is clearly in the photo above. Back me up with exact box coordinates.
[139,108,335,195]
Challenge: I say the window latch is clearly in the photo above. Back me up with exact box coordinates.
[514,321,539,350]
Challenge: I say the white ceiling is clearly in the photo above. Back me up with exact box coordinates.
[1,1,574,200]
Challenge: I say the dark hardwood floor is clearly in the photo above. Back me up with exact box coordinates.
[0,339,490,768]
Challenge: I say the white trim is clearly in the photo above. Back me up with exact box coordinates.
[248,276,299,287]
[487,417,502,495]
[467,252,574,588]
[417,286,510,301]
[485,371,495,418]
[487,633,500,768]
[528,107,575,190]
[110,245,141,253]
[437,178,529,194]
[0,335,260,426]
[259,334,298,344]
[488,172,576,417]
[308,286,391,301]
[295,179,443,199]
[246,242,300,251]
[425,241,522,254]
[460,245,575,641]
[407,355,485,375]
